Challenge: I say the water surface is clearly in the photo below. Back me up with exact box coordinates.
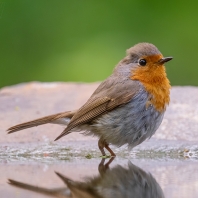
[1,141,198,198]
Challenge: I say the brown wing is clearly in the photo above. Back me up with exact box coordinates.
[55,76,140,140]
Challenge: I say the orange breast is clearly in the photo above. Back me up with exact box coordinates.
[131,55,170,112]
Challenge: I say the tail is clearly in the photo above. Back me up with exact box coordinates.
[7,110,76,134]
[8,179,69,197]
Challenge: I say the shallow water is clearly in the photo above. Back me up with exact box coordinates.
[1,140,198,198]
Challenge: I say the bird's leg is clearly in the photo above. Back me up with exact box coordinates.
[104,143,116,157]
[98,158,106,175]
[98,138,116,157]
[98,157,115,175]
[98,138,106,156]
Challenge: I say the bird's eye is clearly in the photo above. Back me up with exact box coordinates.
[138,59,147,66]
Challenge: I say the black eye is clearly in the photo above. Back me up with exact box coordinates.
[138,59,147,66]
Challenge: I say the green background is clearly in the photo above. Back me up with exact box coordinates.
[0,0,198,88]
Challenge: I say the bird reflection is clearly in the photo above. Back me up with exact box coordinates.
[8,158,164,198]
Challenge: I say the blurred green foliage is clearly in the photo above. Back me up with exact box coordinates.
[0,0,198,88]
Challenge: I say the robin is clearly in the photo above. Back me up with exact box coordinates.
[8,159,164,198]
[7,43,172,157]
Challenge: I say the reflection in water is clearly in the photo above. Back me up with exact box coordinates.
[8,158,164,198]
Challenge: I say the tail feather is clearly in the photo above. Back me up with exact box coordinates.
[8,179,69,197]
[7,110,76,134]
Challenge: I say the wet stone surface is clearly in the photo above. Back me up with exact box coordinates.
[1,82,198,197]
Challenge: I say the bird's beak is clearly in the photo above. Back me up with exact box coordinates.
[158,57,173,65]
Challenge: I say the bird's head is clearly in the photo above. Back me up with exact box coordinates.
[117,43,173,112]
[120,42,172,74]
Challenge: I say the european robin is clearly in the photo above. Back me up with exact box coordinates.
[8,159,164,198]
[7,43,172,157]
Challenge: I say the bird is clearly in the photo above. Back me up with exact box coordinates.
[7,43,172,157]
[8,159,164,198]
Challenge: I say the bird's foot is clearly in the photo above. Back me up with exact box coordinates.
[100,155,111,159]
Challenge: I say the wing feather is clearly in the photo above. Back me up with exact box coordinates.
[55,77,140,141]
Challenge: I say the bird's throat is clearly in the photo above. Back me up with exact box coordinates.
[131,65,170,112]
